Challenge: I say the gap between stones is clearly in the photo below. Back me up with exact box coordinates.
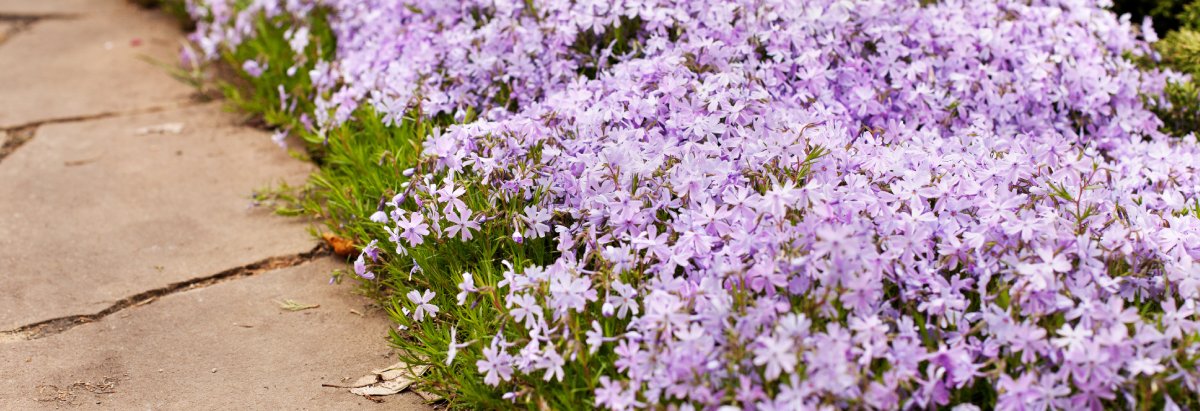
[0,13,76,46]
[1,244,330,342]
[0,125,36,163]
[0,103,199,164]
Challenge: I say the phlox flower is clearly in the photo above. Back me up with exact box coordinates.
[395,211,430,246]
[407,289,439,322]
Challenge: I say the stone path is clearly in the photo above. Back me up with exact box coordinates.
[0,1,428,408]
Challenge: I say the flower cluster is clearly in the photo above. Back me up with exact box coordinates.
[189,0,1200,408]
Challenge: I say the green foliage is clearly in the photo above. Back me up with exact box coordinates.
[129,0,193,30]
[156,1,1200,408]
[1115,0,1200,138]
[1155,76,1200,137]
[1112,0,1194,34]
[218,8,338,149]
[178,5,616,406]
[1154,2,1200,138]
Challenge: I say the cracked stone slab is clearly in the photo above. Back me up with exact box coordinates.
[0,19,25,45]
[0,103,316,330]
[0,257,432,410]
[0,0,194,128]
[0,0,112,15]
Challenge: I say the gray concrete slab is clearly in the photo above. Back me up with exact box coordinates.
[0,257,429,410]
[0,0,194,128]
[0,104,316,330]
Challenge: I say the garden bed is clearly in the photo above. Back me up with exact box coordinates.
[175,0,1200,409]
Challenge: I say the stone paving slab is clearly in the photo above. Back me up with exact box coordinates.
[0,0,193,128]
[0,0,104,15]
[0,257,430,410]
[0,1,433,408]
[0,19,21,45]
[0,104,315,330]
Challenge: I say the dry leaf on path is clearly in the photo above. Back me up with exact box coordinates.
[326,361,429,398]
[321,232,355,256]
[277,299,320,312]
[321,374,380,389]
[350,379,411,397]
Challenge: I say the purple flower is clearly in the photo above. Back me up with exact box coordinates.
[445,326,474,366]
[445,326,460,365]
[369,210,388,223]
[456,272,477,306]
[595,377,641,410]
[352,254,374,280]
[194,0,1200,406]
[444,206,480,241]
[753,333,797,381]
[585,320,612,354]
[395,211,430,246]
[362,239,381,262]
[539,347,565,382]
[242,59,265,77]
[270,130,287,149]
[521,206,551,239]
[1051,324,1093,353]
[476,338,514,386]
[436,178,467,211]
[507,294,540,329]
[406,289,438,322]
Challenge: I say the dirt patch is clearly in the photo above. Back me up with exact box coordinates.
[35,376,121,406]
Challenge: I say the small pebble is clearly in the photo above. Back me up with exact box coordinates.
[211,368,217,373]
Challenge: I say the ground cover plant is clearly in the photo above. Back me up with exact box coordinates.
[1144,0,1200,137]
[180,0,1200,409]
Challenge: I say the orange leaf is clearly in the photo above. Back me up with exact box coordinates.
[322,232,356,257]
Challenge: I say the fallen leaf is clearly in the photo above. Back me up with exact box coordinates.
[350,380,407,396]
[377,368,407,381]
[321,374,379,389]
[321,232,355,256]
[336,362,429,399]
[277,299,320,312]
